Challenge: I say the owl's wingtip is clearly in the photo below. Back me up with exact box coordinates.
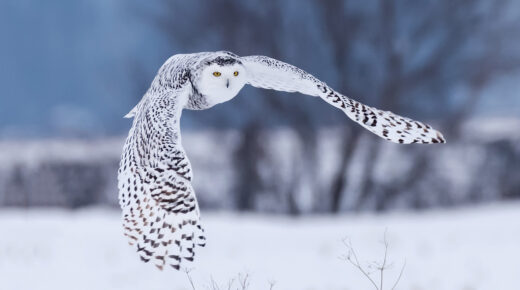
[440,137,447,144]
[435,130,447,144]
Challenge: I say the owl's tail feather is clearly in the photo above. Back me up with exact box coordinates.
[123,205,206,271]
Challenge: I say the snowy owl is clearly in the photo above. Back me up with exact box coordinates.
[118,51,445,270]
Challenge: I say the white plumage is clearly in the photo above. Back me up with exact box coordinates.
[118,51,445,270]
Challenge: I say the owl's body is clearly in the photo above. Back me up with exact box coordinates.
[118,51,445,270]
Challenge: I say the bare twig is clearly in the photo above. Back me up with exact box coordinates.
[178,265,280,290]
[340,232,405,290]
[226,277,236,290]
[208,276,220,290]
[379,231,389,290]
[226,277,235,290]
[268,280,276,290]
[391,260,406,290]
[340,238,379,289]
[203,272,253,290]
[238,273,250,290]
[184,268,197,290]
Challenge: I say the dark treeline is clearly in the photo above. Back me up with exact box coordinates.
[136,0,520,212]
[0,0,519,212]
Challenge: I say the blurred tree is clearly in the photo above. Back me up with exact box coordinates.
[312,0,364,213]
[314,0,520,212]
[136,0,520,213]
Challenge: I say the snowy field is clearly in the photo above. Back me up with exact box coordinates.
[1,203,519,290]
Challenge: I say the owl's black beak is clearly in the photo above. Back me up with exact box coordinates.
[226,79,230,88]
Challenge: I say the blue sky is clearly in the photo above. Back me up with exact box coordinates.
[0,0,518,138]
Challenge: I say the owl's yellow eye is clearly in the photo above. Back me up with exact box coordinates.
[213,71,221,77]
[233,71,239,76]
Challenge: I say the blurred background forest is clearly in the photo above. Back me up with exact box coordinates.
[1,0,519,214]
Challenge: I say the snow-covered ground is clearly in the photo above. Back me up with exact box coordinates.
[1,203,519,290]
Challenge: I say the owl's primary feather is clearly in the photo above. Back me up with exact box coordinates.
[118,51,445,271]
[241,55,445,144]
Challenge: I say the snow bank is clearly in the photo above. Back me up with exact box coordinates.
[1,203,519,290]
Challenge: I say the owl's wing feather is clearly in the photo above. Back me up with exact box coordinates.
[241,55,445,144]
[118,87,205,271]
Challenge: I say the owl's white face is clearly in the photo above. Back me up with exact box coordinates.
[196,63,247,106]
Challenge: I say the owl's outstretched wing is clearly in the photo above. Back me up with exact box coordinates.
[241,55,445,144]
[118,88,206,271]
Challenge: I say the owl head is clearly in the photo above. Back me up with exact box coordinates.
[193,52,247,107]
